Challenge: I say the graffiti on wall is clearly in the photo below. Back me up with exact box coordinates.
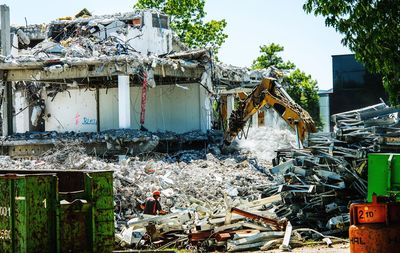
[75,112,97,126]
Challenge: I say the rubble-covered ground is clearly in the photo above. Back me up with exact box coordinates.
[10,101,400,251]
[0,126,300,251]
[0,126,291,219]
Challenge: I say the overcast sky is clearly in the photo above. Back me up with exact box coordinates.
[2,0,351,89]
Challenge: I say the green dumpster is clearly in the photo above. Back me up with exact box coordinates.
[368,153,400,202]
[0,170,114,253]
[0,173,58,253]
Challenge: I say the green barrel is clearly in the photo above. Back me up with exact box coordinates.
[368,153,400,202]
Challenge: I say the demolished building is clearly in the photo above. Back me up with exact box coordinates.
[0,8,277,157]
[0,10,217,156]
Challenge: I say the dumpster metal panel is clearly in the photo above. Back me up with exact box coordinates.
[0,177,13,252]
[60,201,91,253]
[89,171,114,253]
[23,175,58,252]
[0,170,113,253]
[0,174,58,253]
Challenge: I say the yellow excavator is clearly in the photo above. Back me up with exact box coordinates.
[223,78,317,147]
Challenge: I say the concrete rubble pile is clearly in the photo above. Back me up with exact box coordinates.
[113,147,346,251]
[0,127,342,251]
[214,64,284,89]
[112,128,346,251]
[8,11,178,63]
[6,128,157,143]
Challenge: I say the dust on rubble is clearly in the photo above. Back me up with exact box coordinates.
[237,127,296,162]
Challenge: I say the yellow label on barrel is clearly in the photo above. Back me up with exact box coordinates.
[357,206,386,223]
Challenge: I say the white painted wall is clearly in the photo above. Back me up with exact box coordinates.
[100,83,209,133]
[89,11,172,56]
[44,89,97,132]
[22,83,210,133]
[319,94,330,132]
[199,86,211,132]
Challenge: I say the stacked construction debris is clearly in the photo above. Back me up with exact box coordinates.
[262,103,400,234]
[331,102,400,151]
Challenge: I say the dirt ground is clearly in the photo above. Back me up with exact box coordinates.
[264,242,350,253]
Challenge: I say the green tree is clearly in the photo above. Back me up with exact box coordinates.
[135,0,227,55]
[251,43,295,71]
[252,43,322,128]
[303,0,400,104]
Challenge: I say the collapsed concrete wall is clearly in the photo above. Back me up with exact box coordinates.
[1,9,214,140]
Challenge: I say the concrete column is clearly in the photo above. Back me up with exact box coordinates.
[1,5,10,57]
[252,112,258,128]
[118,75,131,128]
[1,5,11,137]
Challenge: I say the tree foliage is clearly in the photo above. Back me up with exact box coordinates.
[285,69,321,129]
[135,0,227,54]
[252,44,322,128]
[251,43,295,70]
[303,0,400,104]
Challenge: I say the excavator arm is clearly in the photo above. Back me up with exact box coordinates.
[224,78,317,146]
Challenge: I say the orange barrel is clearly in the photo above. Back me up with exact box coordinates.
[349,195,400,253]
